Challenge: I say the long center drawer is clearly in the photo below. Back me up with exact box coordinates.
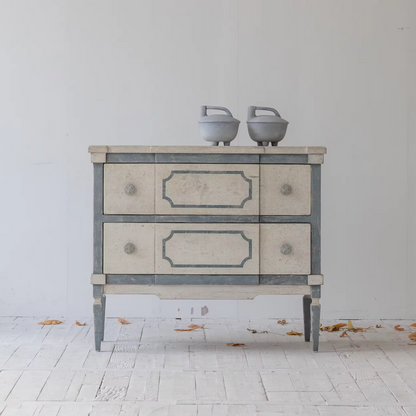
[103,223,311,275]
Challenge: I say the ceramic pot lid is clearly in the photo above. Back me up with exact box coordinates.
[199,106,240,124]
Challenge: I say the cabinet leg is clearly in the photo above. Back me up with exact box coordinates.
[303,295,312,342]
[93,285,106,351]
[311,298,321,352]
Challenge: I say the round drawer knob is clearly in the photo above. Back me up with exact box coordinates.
[280,184,292,195]
[280,244,292,255]
[124,184,136,195]
[124,243,136,255]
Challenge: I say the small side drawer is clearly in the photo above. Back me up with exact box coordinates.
[260,224,311,274]
[155,164,259,215]
[104,164,155,214]
[103,223,155,274]
[155,223,259,275]
[260,165,311,215]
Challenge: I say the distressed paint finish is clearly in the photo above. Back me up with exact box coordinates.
[155,223,259,275]
[90,146,324,351]
[259,154,308,164]
[260,165,311,215]
[260,224,311,275]
[155,164,259,216]
[89,144,327,155]
[155,275,259,285]
[259,275,308,285]
[105,284,311,298]
[104,164,155,215]
[103,223,155,274]
[155,153,259,164]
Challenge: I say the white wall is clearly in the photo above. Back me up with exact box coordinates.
[0,0,414,319]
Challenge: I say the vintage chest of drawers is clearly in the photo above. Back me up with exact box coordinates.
[89,145,326,351]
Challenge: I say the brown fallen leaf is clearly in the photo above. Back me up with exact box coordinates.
[410,323,416,327]
[347,320,354,330]
[227,343,245,347]
[175,324,205,332]
[408,343,416,346]
[38,320,63,325]
[247,328,268,334]
[340,331,348,337]
[286,331,303,336]
[322,323,347,332]
[376,324,382,328]
[395,325,404,331]
[76,321,86,326]
[409,333,416,341]
[278,319,287,325]
[118,318,130,325]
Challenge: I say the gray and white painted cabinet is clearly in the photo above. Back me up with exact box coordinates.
[89,145,326,351]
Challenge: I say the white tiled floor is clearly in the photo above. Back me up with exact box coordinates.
[1,317,416,415]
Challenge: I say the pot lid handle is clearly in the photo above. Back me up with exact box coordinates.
[201,106,233,117]
[253,106,281,117]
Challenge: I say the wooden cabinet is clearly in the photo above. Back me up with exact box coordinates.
[90,145,326,351]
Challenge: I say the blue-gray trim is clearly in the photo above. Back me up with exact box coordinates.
[162,230,252,268]
[162,170,252,209]
[106,275,155,284]
[106,153,155,163]
[303,295,312,343]
[260,215,311,223]
[155,275,259,285]
[155,154,259,164]
[104,153,311,164]
[260,275,308,285]
[311,164,321,275]
[98,214,320,223]
[99,214,259,223]
[93,164,104,274]
[259,154,308,164]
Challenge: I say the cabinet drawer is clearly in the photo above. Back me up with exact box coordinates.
[156,223,259,275]
[103,223,155,274]
[260,224,311,274]
[155,164,259,215]
[104,164,155,214]
[260,165,311,215]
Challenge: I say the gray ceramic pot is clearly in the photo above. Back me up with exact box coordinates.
[199,106,240,146]
[247,106,289,146]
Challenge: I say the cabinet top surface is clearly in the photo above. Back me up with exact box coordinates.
[89,145,326,155]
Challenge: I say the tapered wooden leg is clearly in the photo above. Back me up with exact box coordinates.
[93,285,106,351]
[303,295,312,342]
[311,298,321,352]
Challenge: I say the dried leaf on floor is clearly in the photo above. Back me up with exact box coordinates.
[376,324,382,328]
[175,324,205,332]
[247,328,268,334]
[409,333,416,341]
[347,320,354,330]
[394,325,404,331]
[76,321,86,326]
[322,323,347,332]
[226,343,245,347]
[277,320,287,325]
[286,331,303,336]
[408,343,416,346]
[38,320,63,325]
[118,318,130,325]
[340,331,348,337]
[410,323,416,327]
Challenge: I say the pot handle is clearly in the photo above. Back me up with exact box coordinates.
[201,106,233,117]
[254,106,281,117]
